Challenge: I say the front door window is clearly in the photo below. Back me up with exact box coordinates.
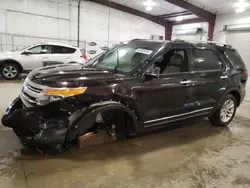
[155,49,189,74]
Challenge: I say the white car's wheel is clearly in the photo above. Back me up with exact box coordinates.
[0,63,20,80]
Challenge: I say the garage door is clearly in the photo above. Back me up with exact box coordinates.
[175,34,202,41]
[225,32,250,101]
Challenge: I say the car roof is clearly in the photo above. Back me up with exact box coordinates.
[33,42,80,49]
[128,39,233,51]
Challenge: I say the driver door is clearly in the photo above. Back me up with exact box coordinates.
[19,45,50,70]
[138,48,196,127]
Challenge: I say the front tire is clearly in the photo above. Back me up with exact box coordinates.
[0,62,20,80]
[209,94,237,127]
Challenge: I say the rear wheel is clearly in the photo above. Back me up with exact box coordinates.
[209,94,237,127]
[0,62,20,80]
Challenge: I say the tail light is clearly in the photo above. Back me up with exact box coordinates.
[80,55,87,60]
[245,70,248,78]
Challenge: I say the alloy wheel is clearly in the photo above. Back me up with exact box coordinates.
[220,99,235,123]
[2,66,18,79]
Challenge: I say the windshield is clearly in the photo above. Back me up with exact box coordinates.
[87,44,156,74]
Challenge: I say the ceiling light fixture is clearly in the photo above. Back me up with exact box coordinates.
[236,7,246,13]
[233,0,249,13]
[145,6,153,11]
[176,16,183,22]
[143,0,156,7]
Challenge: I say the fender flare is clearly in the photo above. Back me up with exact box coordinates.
[215,87,242,110]
[66,101,138,142]
[0,59,24,72]
[225,88,242,106]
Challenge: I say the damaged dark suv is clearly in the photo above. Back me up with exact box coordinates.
[1,39,248,153]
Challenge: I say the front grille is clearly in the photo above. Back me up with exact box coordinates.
[20,78,47,107]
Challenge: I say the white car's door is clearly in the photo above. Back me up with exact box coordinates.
[48,45,73,65]
[19,45,50,70]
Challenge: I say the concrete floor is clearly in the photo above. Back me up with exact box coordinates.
[0,80,250,188]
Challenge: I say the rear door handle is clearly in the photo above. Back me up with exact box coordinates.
[220,75,228,80]
[180,80,193,85]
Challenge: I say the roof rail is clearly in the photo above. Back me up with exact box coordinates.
[172,39,232,48]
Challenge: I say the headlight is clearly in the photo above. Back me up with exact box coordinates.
[43,87,87,97]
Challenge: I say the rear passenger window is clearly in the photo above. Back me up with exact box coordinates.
[51,46,76,54]
[193,49,223,71]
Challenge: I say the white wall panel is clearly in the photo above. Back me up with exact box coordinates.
[58,20,70,40]
[6,11,36,35]
[214,12,250,100]
[35,0,58,17]
[0,10,6,33]
[34,16,59,38]
[214,11,250,43]
[172,22,208,41]
[70,21,78,41]
[58,2,70,19]
[0,0,164,52]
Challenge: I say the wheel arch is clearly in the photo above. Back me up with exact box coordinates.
[228,90,241,107]
[0,59,23,73]
[66,101,138,142]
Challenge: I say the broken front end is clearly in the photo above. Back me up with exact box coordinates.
[1,96,79,153]
[1,78,106,154]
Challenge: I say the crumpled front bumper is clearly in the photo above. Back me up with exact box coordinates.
[1,97,69,153]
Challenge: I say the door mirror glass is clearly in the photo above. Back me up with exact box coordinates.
[22,50,32,55]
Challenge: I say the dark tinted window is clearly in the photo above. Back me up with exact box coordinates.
[193,49,223,71]
[156,49,189,74]
[225,50,246,69]
[68,47,77,53]
[51,45,76,54]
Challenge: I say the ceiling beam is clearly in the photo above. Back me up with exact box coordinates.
[172,17,204,25]
[86,0,169,26]
[158,11,192,19]
[163,0,216,25]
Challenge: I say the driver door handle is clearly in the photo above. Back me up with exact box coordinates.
[220,75,228,80]
[180,80,193,85]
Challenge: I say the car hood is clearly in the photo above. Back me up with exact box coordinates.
[0,51,20,58]
[29,64,125,87]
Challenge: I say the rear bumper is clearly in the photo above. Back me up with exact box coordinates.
[1,97,69,152]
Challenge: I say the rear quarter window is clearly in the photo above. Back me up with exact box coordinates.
[225,50,246,69]
[68,48,77,54]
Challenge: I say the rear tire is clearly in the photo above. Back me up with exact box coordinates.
[209,94,237,127]
[0,62,20,80]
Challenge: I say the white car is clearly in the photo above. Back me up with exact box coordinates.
[0,43,87,79]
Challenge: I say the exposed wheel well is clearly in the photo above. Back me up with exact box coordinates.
[101,109,136,138]
[0,60,23,73]
[229,90,241,107]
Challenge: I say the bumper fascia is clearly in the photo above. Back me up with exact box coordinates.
[1,97,69,151]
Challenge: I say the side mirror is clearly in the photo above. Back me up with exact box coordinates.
[144,67,160,80]
[41,49,47,54]
[22,50,32,55]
